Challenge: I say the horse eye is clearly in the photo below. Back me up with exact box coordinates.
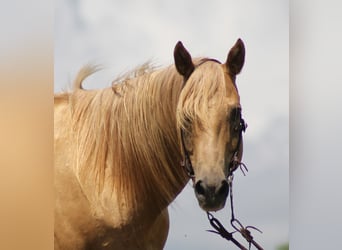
[239,118,247,132]
[233,123,241,132]
[229,108,247,133]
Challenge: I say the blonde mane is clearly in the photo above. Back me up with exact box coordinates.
[176,60,228,131]
[67,63,188,213]
[59,59,228,213]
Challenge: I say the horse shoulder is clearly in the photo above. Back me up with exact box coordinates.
[144,208,170,250]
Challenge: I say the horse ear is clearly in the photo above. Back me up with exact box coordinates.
[226,38,245,75]
[174,41,195,79]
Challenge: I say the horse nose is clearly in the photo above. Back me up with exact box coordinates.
[194,180,229,201]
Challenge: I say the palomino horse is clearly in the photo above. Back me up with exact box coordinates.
[54,39,246,249]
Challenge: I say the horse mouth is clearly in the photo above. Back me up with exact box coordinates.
[196,195,228,212]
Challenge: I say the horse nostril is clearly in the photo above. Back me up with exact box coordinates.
[195,180,206,196]
[217,180,229,197]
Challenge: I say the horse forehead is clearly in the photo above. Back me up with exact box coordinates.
[219,86,240,108]
[207,87,240,114]
[220,64,240,102]
[224,83,240,105]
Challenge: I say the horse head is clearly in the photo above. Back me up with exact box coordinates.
[175,39,246,211]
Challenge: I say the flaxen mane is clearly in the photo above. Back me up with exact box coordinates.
[176,60,228,132]
[57,59,228,213]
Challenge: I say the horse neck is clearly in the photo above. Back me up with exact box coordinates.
[118,67,189,213]
[72,66,189,221]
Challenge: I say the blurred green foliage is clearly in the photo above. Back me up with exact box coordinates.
[277,243,289,250]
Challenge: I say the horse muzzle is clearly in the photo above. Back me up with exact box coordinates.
[194,179,229,211]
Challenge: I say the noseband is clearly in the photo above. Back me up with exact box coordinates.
[179,58,247,181]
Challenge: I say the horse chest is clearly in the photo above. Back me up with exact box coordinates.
[84,209,169,250]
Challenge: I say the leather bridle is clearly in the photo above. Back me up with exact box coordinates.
[179,58,247,182]
[178,58,264,250]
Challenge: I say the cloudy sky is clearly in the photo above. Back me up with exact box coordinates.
[55,1,288,249]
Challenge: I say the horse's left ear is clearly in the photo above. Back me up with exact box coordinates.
[226,38,245,75]
[174,41,195,79]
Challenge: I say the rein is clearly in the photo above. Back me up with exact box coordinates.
[206,172,264,250]
[179,59,264,249]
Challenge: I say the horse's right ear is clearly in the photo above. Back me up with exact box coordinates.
[174,41,194,79]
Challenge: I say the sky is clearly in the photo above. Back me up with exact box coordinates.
[55,1,289,249]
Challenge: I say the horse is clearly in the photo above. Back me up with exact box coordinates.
[54,38,246,250]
